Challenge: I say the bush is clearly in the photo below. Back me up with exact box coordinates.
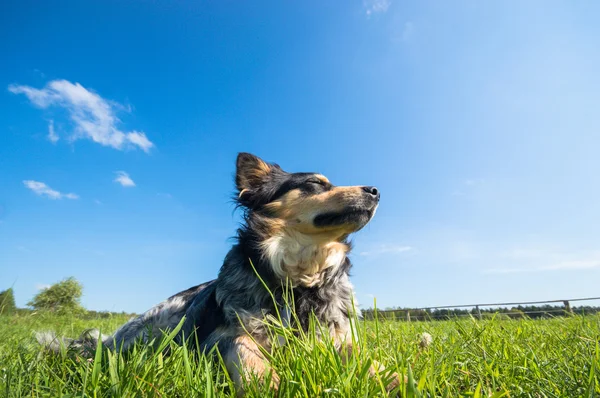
[27,277,85,315]
[0,288,16,315]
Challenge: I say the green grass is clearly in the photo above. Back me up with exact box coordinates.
[1,312,598,397]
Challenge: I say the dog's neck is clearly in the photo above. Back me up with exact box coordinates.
[260,229,349,287]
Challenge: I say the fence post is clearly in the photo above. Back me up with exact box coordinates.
[476,305,482,320]
[406,310,411,322]
[563,300,573,315]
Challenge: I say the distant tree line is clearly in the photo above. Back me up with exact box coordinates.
[3,278,598,322]
[0,288,16,315]
[0,277,136,318]
[362,304,600,321]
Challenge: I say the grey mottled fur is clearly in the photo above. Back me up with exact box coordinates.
[38,245,357,356]
[36,152,391,394]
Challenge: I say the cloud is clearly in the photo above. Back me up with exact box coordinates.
[8,79,154,153]
[33,69,46,78]
[482,267,529,275]
[23,180,79,200]
[483,251,600,274]
[452,178,485,196]
[464,178,484,186]
[35,283,50,291]
[360,244,412,256]
[364,0,391,16]
[542,259,600,271]
[500,248,546,260]
[47,120,59,143]
[114,171,135,187]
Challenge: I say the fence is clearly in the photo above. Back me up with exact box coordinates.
[362,296,600,321]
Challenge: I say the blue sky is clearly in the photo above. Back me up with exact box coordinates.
[1,0,600,313]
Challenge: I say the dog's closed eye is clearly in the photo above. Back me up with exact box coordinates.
[306,178,327,187]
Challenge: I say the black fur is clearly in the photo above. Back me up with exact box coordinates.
[37,152,386,394]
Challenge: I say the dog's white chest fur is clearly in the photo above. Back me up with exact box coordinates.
[261,230,348,287]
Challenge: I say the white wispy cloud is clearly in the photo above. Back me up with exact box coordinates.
[483,250,600,274]
[500,248,546,260]
[8,79,154,153]
[114,171,135,187]
[452,178,485,196]
[35,283,50,291]
[360,244,412,256]
[542,259,600,271]
[47,119,59,143]
[464,178,484,186]
[364,0,391,16]
[482,267,529,275]
[23,180,79,200]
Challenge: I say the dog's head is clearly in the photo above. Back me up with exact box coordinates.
[235,152,379,241]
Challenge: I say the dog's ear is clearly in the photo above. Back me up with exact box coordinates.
[235,153,274,195]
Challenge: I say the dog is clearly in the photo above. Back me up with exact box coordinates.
[38,153,401,394]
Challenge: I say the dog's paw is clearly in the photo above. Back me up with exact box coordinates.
[383,372,410,397]
[386,372,406,390]
[268,371,280,393]
[369,360,407,394]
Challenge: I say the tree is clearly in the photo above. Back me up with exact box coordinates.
[0,288,16,315]
[28,277,85,314]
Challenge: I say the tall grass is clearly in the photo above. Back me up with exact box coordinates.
[1,312,598,397]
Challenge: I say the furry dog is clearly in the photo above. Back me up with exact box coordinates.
[39,153,400,394]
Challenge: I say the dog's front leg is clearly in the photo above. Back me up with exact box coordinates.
[224,334,280,396]
[337,339,404,394]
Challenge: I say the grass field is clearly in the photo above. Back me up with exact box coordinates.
[1,312,598,397]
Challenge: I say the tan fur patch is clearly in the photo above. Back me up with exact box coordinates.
[225,334,279,395]
[237,157,272,191]
[264,185,366,236]
[314,174,330,184]
[254,158,272,176]
[331,315,358,350]
[244,158,272,182]
[369,360,404,391]
[337,341,404,392]
[259,184,370,286]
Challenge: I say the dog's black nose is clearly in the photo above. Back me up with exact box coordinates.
[363,186,380,199]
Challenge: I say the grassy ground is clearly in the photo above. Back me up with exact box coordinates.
[0,312,598,397]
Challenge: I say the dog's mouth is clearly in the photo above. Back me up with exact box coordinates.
[312,205,378,232]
